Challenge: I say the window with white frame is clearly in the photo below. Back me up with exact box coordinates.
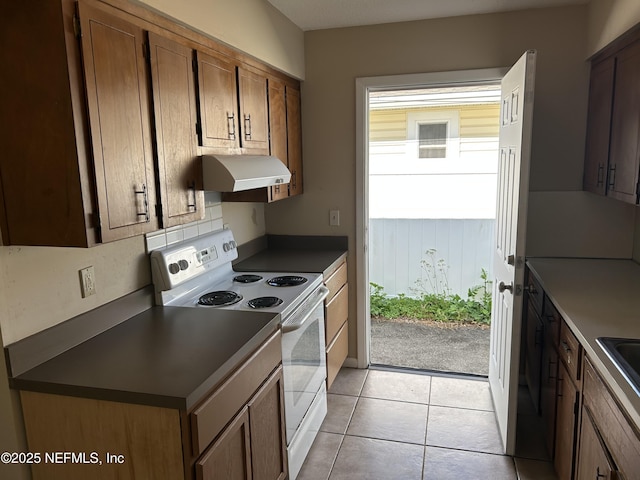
[407,110,460,160]
[417,122,448,158]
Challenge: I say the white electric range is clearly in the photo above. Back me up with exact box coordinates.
[150,229,328,480]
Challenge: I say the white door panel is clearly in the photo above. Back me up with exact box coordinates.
[489,50,536,455]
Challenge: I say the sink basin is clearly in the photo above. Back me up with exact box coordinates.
[597,337,640,396]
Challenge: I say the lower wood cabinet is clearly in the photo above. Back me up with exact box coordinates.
[525,266,640,480]
[554,362,579,480]
[575,406,615,480]
[196,367,287,480]
[19,331,286,480]
[324,258,348,389]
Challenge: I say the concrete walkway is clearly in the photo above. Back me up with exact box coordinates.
[370,317,491,376]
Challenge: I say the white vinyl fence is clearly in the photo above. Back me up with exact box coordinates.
[369,218,495,298]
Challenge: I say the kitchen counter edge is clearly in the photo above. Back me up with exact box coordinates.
[526,257,640,430]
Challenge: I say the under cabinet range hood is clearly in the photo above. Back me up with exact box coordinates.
[202,154,291,192]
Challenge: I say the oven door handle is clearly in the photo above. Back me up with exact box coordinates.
[281,286,330,333]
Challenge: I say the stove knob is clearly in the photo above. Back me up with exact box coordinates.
[168,263,180,275]
[230,241,237,249]
[223,242,230,252]
[178,260,189,271]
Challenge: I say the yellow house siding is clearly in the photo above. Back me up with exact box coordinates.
[370,104,499,142]
[460,105,500,137]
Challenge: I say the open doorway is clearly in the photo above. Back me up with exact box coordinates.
[366,83,501,377]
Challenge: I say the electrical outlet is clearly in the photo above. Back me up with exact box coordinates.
[80,266,96,298]
[330,209,340,226]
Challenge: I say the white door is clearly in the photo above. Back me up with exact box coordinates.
[489,50,536,455]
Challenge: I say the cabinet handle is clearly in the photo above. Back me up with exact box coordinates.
[534,325,543,347]
[597,164,604,186]
[548,359,557,380]
[134,184,149,222]
[187,181,197,211]
[595,467,607,479]
[608,164,616,189]
[227,112,236,140]
[244,114,252,140]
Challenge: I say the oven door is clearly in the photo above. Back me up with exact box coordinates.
[281,286,329,444]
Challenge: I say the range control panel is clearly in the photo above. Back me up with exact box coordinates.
[150,229,238,290]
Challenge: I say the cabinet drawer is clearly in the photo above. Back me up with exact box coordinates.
[526,270,544,317]
[326,283,348,344]
[191,330,281,456]
[558,321,581,384]
[325,261,347,301]
[327,323,348,389]
[582,357,640,477]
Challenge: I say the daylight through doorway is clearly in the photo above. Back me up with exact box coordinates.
[367,84,501,376]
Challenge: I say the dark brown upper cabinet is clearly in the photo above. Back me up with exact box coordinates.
[196,52,269,155]
[78,2,160,242]
[0,0,160,247]
[148,32,204,228]
[222,80,303,203]
[584,32,640,204]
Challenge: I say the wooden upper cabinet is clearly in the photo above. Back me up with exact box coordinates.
[584,35,640,205]
[607,40,640,204]
[238,68,270,154]
[78,1,159,241]
[583,57,615,196]
[286,86,303,197]
[268,79,290,202]
[148,32,204,228]
[0,1,97,246]
[197,51,240,151]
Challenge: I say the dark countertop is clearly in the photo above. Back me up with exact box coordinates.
[235,249,347,277]
[234,234,348,277]
[11,306,280,411]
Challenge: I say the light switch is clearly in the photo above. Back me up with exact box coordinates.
[330,210,340,226]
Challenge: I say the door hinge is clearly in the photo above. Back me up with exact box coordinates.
[73,13,81,37]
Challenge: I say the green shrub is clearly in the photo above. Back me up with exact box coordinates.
[369,255,493,325]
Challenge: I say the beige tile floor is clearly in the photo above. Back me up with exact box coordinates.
[298,367,558,480]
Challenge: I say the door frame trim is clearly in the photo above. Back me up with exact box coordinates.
[354,68,508,369]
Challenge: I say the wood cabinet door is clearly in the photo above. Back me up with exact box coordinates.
[607,40,640,204]
[197,407,252,480]
[540,337,558,458]
[584,57,615,196]
[524,302,543,413]
[248,366,288,480]
[286,86,303,197]
[575,406,615,480]
[148,32,204,227]
[238,68,270,154]
[554,362,579,480]
[197,51,239,150]
[268,79,290,202]
[78,1,159,242]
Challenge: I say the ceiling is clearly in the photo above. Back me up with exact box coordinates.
[266,0,589,31]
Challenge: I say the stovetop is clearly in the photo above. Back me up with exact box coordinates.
[150,230,323,318]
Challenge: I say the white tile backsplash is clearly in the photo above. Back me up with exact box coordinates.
[145,203,224,252]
